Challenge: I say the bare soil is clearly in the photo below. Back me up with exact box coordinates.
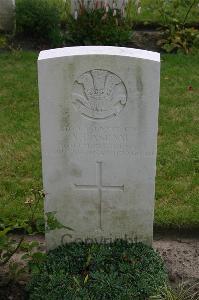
[153,238,199,285]
[128,30,164,52]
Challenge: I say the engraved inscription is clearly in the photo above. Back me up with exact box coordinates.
[72,69,127,120]
[74,162,124,229]
[58,126,155,157]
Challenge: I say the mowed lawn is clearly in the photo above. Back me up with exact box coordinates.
[0,51,198,230]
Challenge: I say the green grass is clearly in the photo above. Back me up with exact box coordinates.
[155,53,199,229]
[0,51,42,226]
[0,51,198,230]
[128,0,199,26]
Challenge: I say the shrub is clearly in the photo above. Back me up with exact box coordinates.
[27,241,167,300]
[65,3,132,46]
[151,0,199,53]
[15,0,63,45]
[158,26,199,54]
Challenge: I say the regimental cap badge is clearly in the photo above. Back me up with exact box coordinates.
[72,69,127,120]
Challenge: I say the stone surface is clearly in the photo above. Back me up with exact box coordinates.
[38,46,160,250]
[0,0,15,32]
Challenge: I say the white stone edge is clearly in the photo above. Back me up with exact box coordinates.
[38,46,160,62]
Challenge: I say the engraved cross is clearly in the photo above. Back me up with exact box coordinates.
[74,162,124,230]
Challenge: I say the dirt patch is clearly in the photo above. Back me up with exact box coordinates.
[128,30,164,52]
[0,282,27,300]
[154,238,199,285]
[0,235,45,300]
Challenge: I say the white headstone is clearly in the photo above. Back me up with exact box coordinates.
[0,0,15,32]
[38,46,160,250]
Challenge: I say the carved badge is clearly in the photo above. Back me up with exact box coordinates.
[72,69,127,120]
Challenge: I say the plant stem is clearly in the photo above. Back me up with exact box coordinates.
[183,0,197,26]
[0,236,24,266]
[31,194,41,224]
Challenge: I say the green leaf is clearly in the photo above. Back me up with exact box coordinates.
[21,253,30,260]
[45,211,73,233]
[84,274,89,284]
[0,227,12,237]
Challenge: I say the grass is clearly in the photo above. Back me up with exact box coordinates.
[0,50,198,231]
[130,0,199,26]
[155,53,199,229]
[0,51,41,226]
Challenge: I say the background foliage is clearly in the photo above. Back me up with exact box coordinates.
[14,0,199,52]
[66,8,132,46]
[15,0,63,45]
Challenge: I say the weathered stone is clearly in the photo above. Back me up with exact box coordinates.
[38,46,160,250]
[0,0,15,32]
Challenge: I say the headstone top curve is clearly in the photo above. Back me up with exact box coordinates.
[38,46,160,62]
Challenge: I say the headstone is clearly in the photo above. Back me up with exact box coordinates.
[0,0,15,32]
[38,46,160,250]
